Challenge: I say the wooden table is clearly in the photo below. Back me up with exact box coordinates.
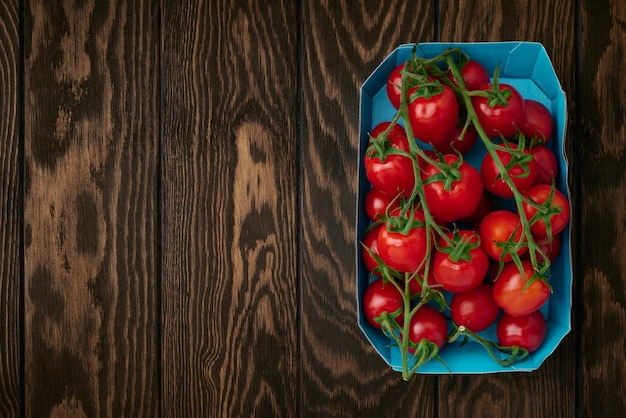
[1,1,624,417]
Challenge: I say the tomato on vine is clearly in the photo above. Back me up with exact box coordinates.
[479,210,527,262]
[364,122,416,198]
[497,310,547,353]
[447,59,490,91]
[432,230,489,292]
[492,261,550,317]
[450,283,501,332]
[471,83,525,139]
[522,184,570,237]
[458,193,493,223]
[530,145,559,185]
[361,224,383,274]
[480,143,537,198]
[386,64,405,109]
[421,154,483,223]
[377,207,432,273]
[524,233,562,264]
[434,125,478,155]
[406,268,438,296]
[407,82,459,148]
[521,99,553,144]
[362,278,404,329]
[364,188,401,221]
[408,305,448,351]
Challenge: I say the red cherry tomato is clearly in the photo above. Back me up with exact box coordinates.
[521,99,553,144]
[450,283,501,332]
[471,83,524,138]
[407,84,459,148]
[522,184,570,237]
[480,143,537,198]
[492,261,550,317]
[386,62,428,109]
[408,305,448,350]
[458,193,493,223]
[524,233,562,263]
[433,125,478,155]
[386,64,407,109]
[370,121,407,139]
[364,188,401,221]
[364,122,416,198]
[530,145,559,185]
[361,225,382,274]
[362,279,404,329]
[377,208,432,273]
[433,230,489,292]
[497,310,547,352]
[421,154,484,223]
[479,210,527,262]
[406,266,439,295]
[448,59,490,90]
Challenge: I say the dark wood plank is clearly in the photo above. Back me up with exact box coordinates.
[577,0,626,416]
[24,1,160,416]
[160,1,300,416]
[0,0,22,416]
[436,1,577,417]
[299,1,440,416]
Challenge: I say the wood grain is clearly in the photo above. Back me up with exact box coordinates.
[578,0,626,416]
[435,2,577,417]
[0,0,22,416]
[160,1,299,416]
[24,1,160,416]
[0,0,623,416]
[299,1,439,416]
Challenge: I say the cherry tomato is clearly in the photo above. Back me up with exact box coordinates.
[497,310,547,352]
[480,143,537,198]
[370,121,405,138]
[522,184,570,237]
[421,154,483,223]
[364,188,401,221]
[386,63,430,109]
[408,305,448,350]
[524,233,562,263]
[479,210,527,262]
[458,193,493,223]
[364,122,416,198]
[433,230,489,292]
[377,208,432,273]
[492,261,550,317]
[450,283,501,332]
[530,145,559,185]
[447,59,490,90]
[386,64,409,109]
[407,84,459,148]
[361,225,382,274]
[406,266,439,295]
[471,83,524,138]
[362,279,404,329]
[521,99,553,144]
[433,125,478,155]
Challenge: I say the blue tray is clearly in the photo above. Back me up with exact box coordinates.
[356,42,570,374]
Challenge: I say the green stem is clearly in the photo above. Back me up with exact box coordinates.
[447,325,529,367]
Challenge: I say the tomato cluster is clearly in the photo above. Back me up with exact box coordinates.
[360,48,570,378]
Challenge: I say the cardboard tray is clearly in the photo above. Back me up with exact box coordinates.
[356,42,570,374]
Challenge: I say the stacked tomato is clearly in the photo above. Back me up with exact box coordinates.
[360,48,570,378]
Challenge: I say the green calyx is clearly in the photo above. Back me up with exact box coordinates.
[437,229,481,263]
